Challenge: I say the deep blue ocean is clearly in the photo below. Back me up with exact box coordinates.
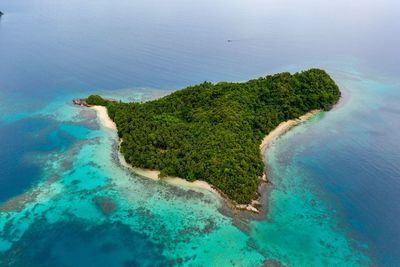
[0,0,399,266]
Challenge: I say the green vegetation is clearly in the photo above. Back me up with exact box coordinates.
[87,69,340,204]
[86,95,109,106]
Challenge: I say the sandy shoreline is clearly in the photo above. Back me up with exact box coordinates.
[90,106,117,130]
[91,105,320,213]
[260,110,320,155]
[117,146,217,192]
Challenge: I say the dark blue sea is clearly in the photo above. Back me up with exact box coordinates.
[0,0,399,266]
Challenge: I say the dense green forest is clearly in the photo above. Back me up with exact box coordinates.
[86,69,340,204]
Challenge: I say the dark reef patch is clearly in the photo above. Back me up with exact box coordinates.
[94,196,117,216]
[263,259,284,267]
[0,220,168,266]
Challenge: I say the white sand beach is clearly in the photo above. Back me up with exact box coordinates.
[118,144,217,193]
[260,110,320,155]
[91,106,117,130]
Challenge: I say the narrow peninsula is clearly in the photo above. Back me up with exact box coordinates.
[85,69,340,209]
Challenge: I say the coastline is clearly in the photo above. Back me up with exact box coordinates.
[90,106,117,130]
[117,147,217,193]
[90,104,320,213]
[260,110,320,155]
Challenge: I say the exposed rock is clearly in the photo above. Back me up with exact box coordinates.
[72,99,89,107]
[260,173,268,182]
[251,200,262,209]
[236,204,260,213]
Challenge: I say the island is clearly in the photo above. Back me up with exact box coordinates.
[84,68,340,210]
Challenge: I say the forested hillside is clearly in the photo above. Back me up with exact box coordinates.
[87,69,340,204]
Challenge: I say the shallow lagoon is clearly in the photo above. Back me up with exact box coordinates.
[0,86,368,266]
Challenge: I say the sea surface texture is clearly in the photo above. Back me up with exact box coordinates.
[0,0,399,266]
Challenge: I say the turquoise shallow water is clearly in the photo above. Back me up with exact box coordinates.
[0,75,387,266]
[1,0,400,266]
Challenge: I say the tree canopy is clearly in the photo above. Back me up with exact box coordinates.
[86,69,340,204]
